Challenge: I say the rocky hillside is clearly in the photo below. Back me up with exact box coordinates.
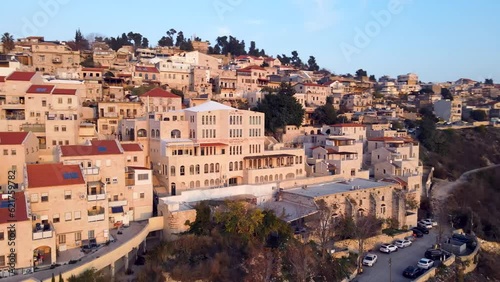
[420,126,500,179]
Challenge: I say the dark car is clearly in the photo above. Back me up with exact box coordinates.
[412,226,429,234]
[425,248,445,260]
[412,228,424,238]
[403,265,424,279]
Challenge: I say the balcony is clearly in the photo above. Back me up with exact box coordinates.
[88,207,105,222]
[82,166,100,175]
[32,223,54,240]
[21,123,46,133]
[102,112,118,118]
[108,199,128,207]
[52,58,62,64]
[87,181,106,201]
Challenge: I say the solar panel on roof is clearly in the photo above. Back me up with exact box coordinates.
[0,201,9,208]
[36,88,48,92]
[63,172,79,179]
[97,146,107,152]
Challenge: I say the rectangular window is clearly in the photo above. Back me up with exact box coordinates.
[54,126,59,132]
[59,234,66,244]
[65,212,72,221]
[138,174,149,180]
[0,231,4,240]
[3,149,7,155]
[88,230,95,239]
[64,190,71,200]
[58,98,63,104]
[0,255,4,267]
[112,177,118,184]
[67,98,72,104]
[106,178,111,184]
[74,211,81,220]
[140,192,145,199]
[11,149,16,156]
[75,232,82,241]
[62,126,66,132]
[41,193,49,202]
[53,213,60,223]
[133,156,138,162]
[42,100,47,107]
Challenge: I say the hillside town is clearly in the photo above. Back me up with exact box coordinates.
[0,32,498,282]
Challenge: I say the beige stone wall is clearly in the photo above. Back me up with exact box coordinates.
[333,230,413,253]
[0,220,34,270]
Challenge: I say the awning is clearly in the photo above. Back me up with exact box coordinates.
[111,206,124,214]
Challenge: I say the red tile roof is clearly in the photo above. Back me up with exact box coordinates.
[0,132,29,145]
[121,143,143,152]
[0,76,5,82]
[52,88,77,95]
[60,140,122,157]
[27,163,85,188]
[82,68,106,72]
[0,192,29,224]
[328,123,365,128]
[135,66,159,73]
[297,83,328,88]
[237,65,266,72]
[142,88,181,98]
[26,84,55,94]
[6,71,36,81]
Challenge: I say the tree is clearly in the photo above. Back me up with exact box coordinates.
[336,215,382,274]
[253,82,304,133]
[307,56,319,71]
[52,273,56,282]
[248,41,258,56]
[1,32,15,53]
[369,75,377,82]
[308,199,338,256]
[441,88,453,100]
[277,54,291,65]
[186,201,214,236]
[283,240,316,282]
[355,69,367,79]
[485,78,494,85]
[215,201,264,240]
[311,103,338,125]
[471,110,488,121]
[170,88,184,100]
[175,31,185,47]
[59,273,64,282]
[291,51,303,69]
[179,39,194,51]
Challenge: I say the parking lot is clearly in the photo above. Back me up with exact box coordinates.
[356,229,439,282]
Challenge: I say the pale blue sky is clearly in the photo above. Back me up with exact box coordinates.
[1,0,499,83]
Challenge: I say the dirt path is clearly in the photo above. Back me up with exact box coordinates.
[430,164,500,203]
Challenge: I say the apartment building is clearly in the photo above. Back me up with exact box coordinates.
[433,99,463,123]
[16,38,80,74]
[306,124,369,179]
[236,65,268,92]
[0,132,39,194]
[97,102,145,136]
[341,93,373,112]
[120,101,305,195]
[139,88,182,112]
[0,192,33,272]
[212,70,238,99]
[134,66,160,83]
[56,140,152,224]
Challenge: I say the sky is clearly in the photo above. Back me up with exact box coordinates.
[1,0,499,83]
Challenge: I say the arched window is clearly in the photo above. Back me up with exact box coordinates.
[204,164,209,173]
[204,180,209,186]
[234,161,238,171]
[151,129,155,138]
[190,181,194,188]
[229,162,233,171]
[210,163,214,173]
[190,165,194,175]
[196,180,200,187]
[381,195,385,201]
[358,209,365,217]
[215,163,220,172]
[196,165,200,174]
[239,161,243,170]
[171,129,181,138]
[210,179,215,186]
[137,129,147,137]
[170,182,176,195]
[202,116,205,125]
[255,176,259,183]
[180,166,185,176]
[156,129,160,138]
[380,204,386,214]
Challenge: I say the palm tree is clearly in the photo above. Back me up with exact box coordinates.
[1,32,15,53]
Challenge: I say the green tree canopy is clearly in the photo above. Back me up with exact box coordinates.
[307,56,319,71]
[1,32,15,53]
[253,82,304,133]
[311,103,338,125]
[471,110,488,121]
[441,88,453,100]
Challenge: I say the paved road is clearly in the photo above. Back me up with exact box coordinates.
[356,229,439,282]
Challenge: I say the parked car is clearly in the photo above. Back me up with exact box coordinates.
[394,239,412,248]
[418,220,433,229]
[412,229,424,238]
[412,226,429,234]
[425,248,445,260]
[403,265,424,279]
[362,253,378,267]
[379,244,398,253]
[417,258,434,269]
[425,218,438,227]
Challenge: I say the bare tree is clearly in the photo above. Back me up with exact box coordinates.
[307,199,338,256]
[284,241,316,282]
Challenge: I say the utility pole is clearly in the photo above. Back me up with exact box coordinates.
[389,258,392,282]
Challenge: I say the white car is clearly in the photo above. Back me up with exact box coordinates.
[394,239,412,248]
[362,253,378,267]
[417,258,434,269]
[418,220,433,229]
[425,218,438,227]
[379,244,398,253]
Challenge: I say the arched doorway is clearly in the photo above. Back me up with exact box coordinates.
[34,246,52,266]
